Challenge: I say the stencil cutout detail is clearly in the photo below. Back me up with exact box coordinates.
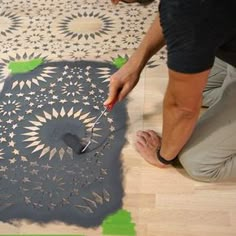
[0,60,127,227]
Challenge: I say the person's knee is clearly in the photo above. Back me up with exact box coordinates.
[179,153,221,183]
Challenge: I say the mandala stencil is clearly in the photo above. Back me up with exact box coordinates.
[0,60,127,226]
[0,11,22,37]
[58,11,114,41]
[0,0,164,62]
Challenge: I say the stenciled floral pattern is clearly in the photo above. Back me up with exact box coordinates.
[0,0,164,81]
[0,60,127,226]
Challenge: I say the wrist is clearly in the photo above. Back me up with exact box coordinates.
[157,148,178,165]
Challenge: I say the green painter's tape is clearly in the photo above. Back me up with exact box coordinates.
[112,57,127,69]
[8,58,44,74]
[102,209,136,236]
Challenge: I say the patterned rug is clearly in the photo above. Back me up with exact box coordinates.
[0,0,165,83]
[0,59,127,226]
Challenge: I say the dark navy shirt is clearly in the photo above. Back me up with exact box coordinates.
[159,0,236,73]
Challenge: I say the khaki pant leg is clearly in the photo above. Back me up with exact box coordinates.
[179,65,236,182]
[202,57,227,107]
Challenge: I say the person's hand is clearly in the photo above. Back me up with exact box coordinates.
[104,59,142,106]
[135,130,167,168]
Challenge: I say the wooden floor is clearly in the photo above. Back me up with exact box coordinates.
[1,1,236,235]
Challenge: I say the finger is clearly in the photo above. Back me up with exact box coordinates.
[118,84,133,101]
[143,130,161,147]
[104,81,121,106]
[146,130,161,142]
[111,0,120,4]
[136,130,161,149]
[104,96,116,107]
[136,130,145,137]
[136,135,147,147]
[136,132,150,146]
[134,141,145,152]
[139,131,151,141]
[136,130,151,137]
[146,130,159,137]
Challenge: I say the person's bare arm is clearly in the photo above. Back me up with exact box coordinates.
[159,69,210,161]
[104,14,165,105]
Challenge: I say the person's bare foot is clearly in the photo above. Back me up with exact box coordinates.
[135,130,167,168]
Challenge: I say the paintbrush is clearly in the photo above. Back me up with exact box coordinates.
[80,99,117,153]
[62,99,117,154]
